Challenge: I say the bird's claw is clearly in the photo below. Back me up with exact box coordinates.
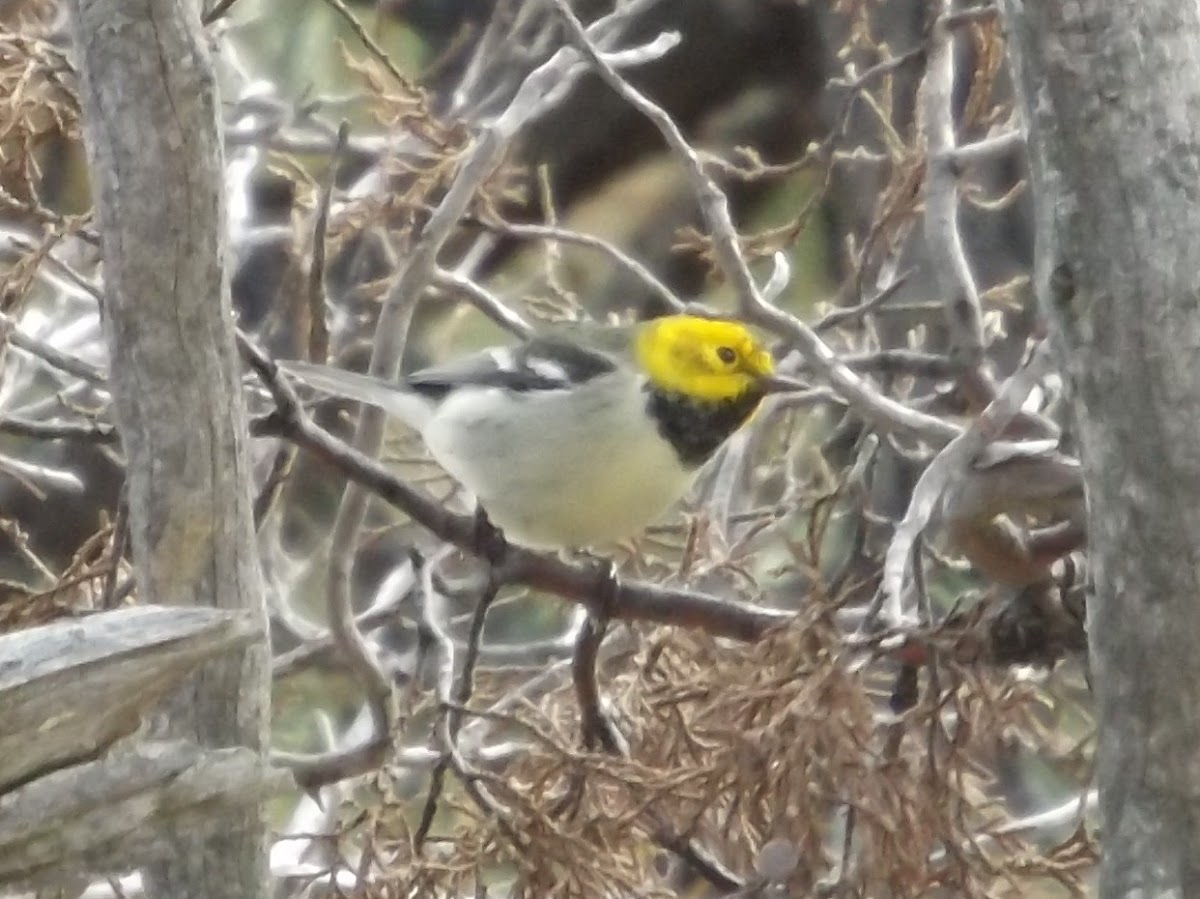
[472,505,509,567]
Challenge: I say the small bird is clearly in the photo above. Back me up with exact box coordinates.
[279,314,802,550]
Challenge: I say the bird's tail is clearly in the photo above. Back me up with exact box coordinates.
[276,359,434,430]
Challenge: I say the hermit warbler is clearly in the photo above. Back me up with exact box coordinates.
[279,314,800,550]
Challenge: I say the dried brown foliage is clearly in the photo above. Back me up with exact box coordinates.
[311,604,1092,897]
[0,6,78,222]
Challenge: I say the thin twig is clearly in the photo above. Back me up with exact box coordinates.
[944,3,999,29]
[0,312,107,384]
[0,416,117,443]
[475,217,683,313]
[200,0,241,25]
[572,612,620,752]
[413,572,502,850]
[305,121,348,364]
[252,443,296,530]
[840,349,958,379]
[102,489,130,610]
[313,0,409,86]
[433,268,532,339]
[949,128,1025,167]
[814,268,913,333]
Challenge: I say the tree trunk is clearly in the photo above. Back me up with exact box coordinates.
[65,0,270,896]
[1001,2,1200,894]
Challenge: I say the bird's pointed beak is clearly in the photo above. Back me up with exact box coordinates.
[759,372,809,394]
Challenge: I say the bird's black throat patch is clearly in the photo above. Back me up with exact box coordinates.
[645,386,765,468]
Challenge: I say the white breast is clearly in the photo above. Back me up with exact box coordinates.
[420,374,695,548]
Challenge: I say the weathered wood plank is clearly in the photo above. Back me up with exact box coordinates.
[0,740,290,889]
[0,606,260,793]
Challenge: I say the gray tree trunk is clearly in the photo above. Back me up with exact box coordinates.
[66,0,270,896]
[1002,2,1200,895]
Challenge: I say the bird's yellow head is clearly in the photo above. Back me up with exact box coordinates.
[634,315,784,402]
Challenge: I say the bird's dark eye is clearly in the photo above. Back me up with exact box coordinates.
[716,346,737,365]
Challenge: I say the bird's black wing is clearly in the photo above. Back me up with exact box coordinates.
[405,335,619,400]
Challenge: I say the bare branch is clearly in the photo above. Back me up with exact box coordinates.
[0,311,106,385]
[0,416,117,444]
[920,2,989,376]
[950,128,1026,168]
[433,267,533,339]
[474,217,684,313]
[880,341,1055,627]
